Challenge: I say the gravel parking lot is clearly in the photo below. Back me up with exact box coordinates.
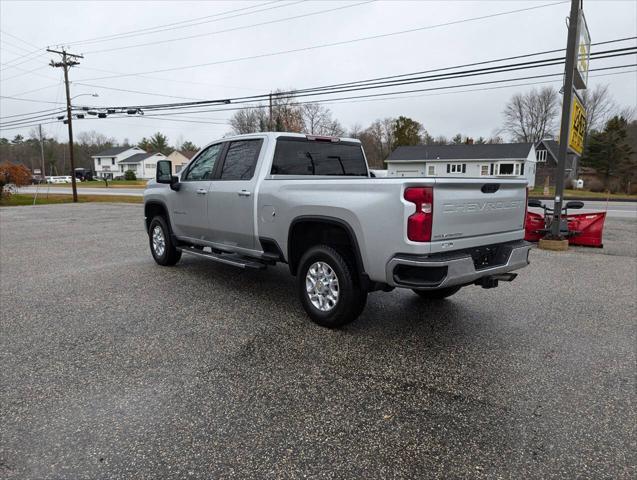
[1,203,635,479]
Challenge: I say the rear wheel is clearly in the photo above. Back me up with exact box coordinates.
[297,245,367,328]
[149,216,181,266]
[412,286,462,300]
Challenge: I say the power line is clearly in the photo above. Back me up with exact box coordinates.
[0,95,66,105]
[70,35,634,97]
[72,82,210,101]
[85,46,635,112]
[1,64,57,82]
[0,50,48,70]
[0,38,34,54]
[0,29,42,50]
[0,106,66,121]
[62,0,285,46]
[83,1,373,54]
[3,82,61,98]
[89,63,637,119]
[283,37,637,96]
[0,111,67,128]
[3,65,634,133]
[74,1,568,81]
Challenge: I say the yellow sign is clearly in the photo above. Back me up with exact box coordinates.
[574,12,591,90]
[568,94,586,156]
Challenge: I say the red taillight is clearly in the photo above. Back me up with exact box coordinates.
[404,187,433,242]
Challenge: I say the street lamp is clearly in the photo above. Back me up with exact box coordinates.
[71,92,99,100]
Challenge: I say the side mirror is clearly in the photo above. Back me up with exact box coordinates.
[156,160,179,189]
[527,199,543,208]
[565,200,584,209]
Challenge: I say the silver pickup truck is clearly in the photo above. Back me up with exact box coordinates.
[144,132,531,327]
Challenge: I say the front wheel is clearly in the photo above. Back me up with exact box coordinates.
[412,286,462,300]
[148,216,181,266]
[297,245,367,328]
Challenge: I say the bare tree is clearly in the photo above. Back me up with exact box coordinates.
[301,104,329,134]
[229,107,267,134]
[502,87,560,143]
[582,84,617,137]
[348,123,363,139]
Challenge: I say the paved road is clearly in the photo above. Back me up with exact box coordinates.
[1,204,635,479]
[17,187,636,218]
[19,186,144,196]
[529,200,636,219]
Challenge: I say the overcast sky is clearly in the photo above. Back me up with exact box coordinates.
[1,0,636,147]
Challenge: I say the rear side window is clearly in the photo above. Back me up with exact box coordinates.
[271,137,367,176]
[220,140,263,180]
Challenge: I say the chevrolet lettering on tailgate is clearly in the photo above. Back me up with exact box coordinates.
[443,200,523,214]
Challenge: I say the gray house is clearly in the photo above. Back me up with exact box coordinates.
[385,143,537,188]
[535,139,580,187]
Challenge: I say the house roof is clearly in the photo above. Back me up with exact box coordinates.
[118,152,158,164]
[93,146,140,157]
[181,150,197,159]
[536,139,560,162]
[387,143,534,162]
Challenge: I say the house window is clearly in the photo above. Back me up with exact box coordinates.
[427,165,435,176]
[480,165,489,176]
[446,163,466,174]
[97,158,101,166]
[536,150,547,162]
[121,165,124,172]
[111,158,115,165]
[489,163,494,175]
[499,163,514,175]
[514,164,520,175]
[521,163,525,175]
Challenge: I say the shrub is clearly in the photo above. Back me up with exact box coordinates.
[586,178,605,193]
[124,170,137,180]
[0,162,31,198]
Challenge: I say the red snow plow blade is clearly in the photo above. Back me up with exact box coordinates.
[525,211,606,247]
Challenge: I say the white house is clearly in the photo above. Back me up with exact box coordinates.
[92,147,167,180]
[117,152,167,180]
[92,146,145,180]
[385,143,537,188]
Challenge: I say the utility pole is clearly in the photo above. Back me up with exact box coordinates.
[268,92,273,131]
[38,124,45,177]
[48,48,83,202]
[551,0,581,237]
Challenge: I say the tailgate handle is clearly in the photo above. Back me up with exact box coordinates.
[481,183,500,194]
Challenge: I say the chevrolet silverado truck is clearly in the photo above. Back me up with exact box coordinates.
[144,132,531,328]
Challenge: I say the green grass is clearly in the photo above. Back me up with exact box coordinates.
[45,180,147,188]
[530,186,636,200]
[0,194,142,206]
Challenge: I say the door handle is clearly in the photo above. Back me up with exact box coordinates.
[237,190,251,197]
[196,188,207,195]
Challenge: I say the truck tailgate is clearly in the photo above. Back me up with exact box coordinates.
[431,179,527,241]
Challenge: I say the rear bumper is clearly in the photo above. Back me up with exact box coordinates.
[386,240,531,289]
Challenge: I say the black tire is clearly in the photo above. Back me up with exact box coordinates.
[148,216,182,266]
[297,245,367,328]
[412,286,462,300]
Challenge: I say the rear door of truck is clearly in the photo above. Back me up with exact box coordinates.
[431,178,527,245]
